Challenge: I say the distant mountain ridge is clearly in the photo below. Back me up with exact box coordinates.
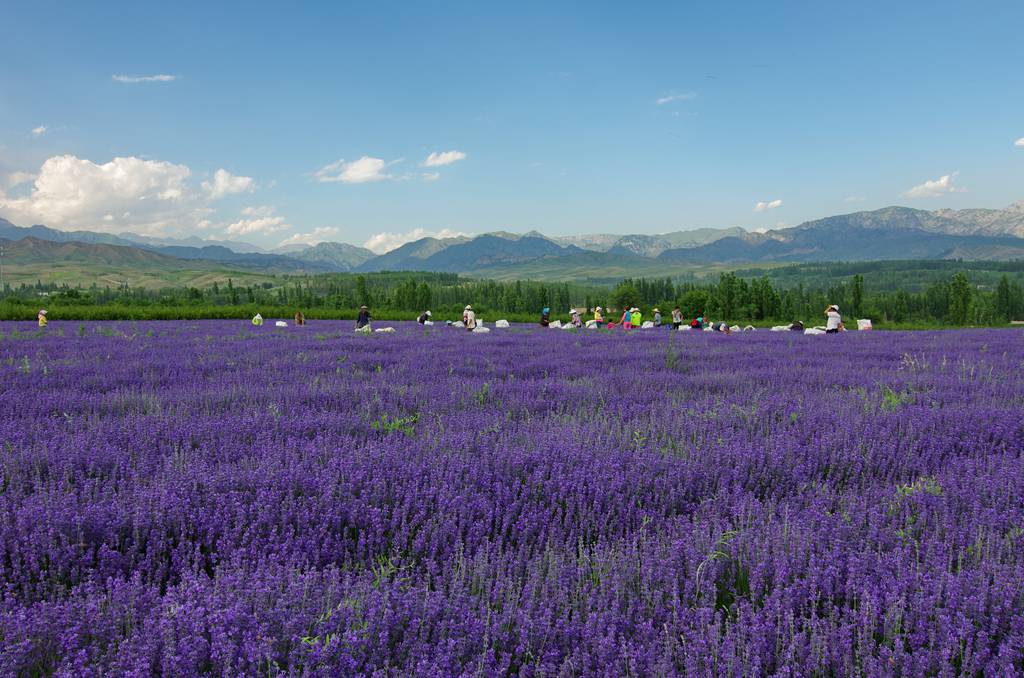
[2,201,1024,279]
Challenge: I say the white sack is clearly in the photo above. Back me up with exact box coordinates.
[495,319,510,328]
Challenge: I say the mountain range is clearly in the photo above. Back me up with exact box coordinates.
[2,201,1023,283]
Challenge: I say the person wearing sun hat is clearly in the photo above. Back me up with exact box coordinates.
[463,305,477,331]
[570,308,582,328]
[653,308,662,327]
[540,307,551,327]
[37,309,48,328]
[593,306,605,327]
[825,304,843,333]
[630,307,642,329]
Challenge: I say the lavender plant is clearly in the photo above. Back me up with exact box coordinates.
[1,320,1022,676]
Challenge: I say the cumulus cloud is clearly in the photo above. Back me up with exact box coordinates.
[754,199,783,212]
[904,173,966,198]
[313,156,395,183]
[2,171,35,190]
[421,150,467,167]
[0,154,257,237]
[363,227,470,254]
[656,91,697,105]
[277,226,342,248]
[202,168,255,199]
[31,126,47,138]
[1015,138,1024,148]
[112,74,178,83]
[225,215,287,236]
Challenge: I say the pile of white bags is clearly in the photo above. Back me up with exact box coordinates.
[585,319,597,329]
[804,327,826,335]
[374,327,395,333]
[770,325,790,332]
[561,322,576,330]
[275,320,288,327]
[703,327,714,332]
[641,321,655,329]
[678,325,691,331]
[549,320,562,328]
[729,325,741,333]
[423,320,434,326]
[857,319,873,331]
[450,321,465,328]
[355,325,371,334]
[495,319,510,328]
[472,326,490,333]
[743,325,756,332]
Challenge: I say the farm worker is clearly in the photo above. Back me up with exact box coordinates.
[671,307,683,330]
[570,309,582,328]
[251,313,263,326]
[789,320,804,332]
[690,315,704,330]
[37,309,48,327]
[355,305,371,330]
[463,305,477,331]
[653,309,662,327]
[593,306,604,327]
[631,307,642,328]
[294,310,305,326]
[417,310,432,324]
[825,305,844,333]
[621,308,632,329]
[540,307,551,327]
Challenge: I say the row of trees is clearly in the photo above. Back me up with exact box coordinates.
[2,266,1023,325]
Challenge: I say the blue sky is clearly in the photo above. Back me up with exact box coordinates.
[1,0,1022,251]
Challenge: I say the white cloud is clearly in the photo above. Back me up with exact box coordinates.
[202,168,255,199]
[31,126,47,138]
[225,206,288,236]
[278,226,342,248]
[753,199,783,212]
[2,171,35,190]
[363,227,470,254]
[0,154,259,237]
[313,156,395,183]
[240,205,275,217]
[656,91,697,105]
[421,150,467,167]
[1015,137,1024,148]
[112,74,178,83]
[904,173,966,198]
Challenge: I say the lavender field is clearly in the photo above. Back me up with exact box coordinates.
[1,320,1023,676]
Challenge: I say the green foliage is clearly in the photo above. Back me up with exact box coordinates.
[371,413,419,436]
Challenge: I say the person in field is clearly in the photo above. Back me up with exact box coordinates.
[653,308,662,327]
[540,307,551,327]
[825,305,844,333]
[37,309,48,328]
[789,320,804,332]
[671,307,683,330]
[570,308,582,328]
[690,315,704,330]
[630,307,642,328]
[251,313,263,327]
[294,310,306,326]
[620,308,632,329]
[417,310,432,324]
[593,306,605,327]
[355,305,371,330]
[463,305,477,331]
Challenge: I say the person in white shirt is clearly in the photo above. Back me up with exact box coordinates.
[463,305,477,331]
[825,305,843,333]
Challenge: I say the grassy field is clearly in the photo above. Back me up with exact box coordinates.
[0,262,281,290]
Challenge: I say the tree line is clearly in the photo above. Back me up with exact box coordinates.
[1,263,1022,326]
